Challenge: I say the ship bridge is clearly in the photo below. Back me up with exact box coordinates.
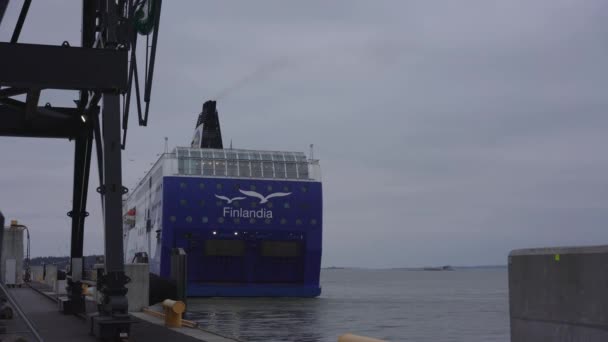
[146,147,321,182]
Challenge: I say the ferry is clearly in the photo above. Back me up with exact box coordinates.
[122,101,322,297]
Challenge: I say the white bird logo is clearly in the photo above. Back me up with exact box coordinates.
[214,194,246,204]
[238,189,292,203]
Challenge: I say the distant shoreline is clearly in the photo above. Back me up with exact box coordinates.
[322,265,507,270]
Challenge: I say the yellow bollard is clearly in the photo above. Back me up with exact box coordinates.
[162,299,186,328]
[338,333,386,342]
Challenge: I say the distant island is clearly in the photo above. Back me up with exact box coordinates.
[422,265,454,271]
[319,265,508,271]
[28,255,103,269]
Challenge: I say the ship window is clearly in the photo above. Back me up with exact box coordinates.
[251,161,262,177]
[226,151,237,160]
[214,160,226,176]
[204,240,245,257]
[227,160,238,177]
[237,152,250,160]
[284,153,296,162]
[190,150,201,158]
[176,148,188,157]
[295,153,307,162]
[238,161,251,177]
[213,150,225,159]
[202,160,214,175]
[273,162,286,178]
[272,153,284,162]
[202,151,214,160]
[297,163,309,179]
[249,152,261,161]
[189,159,201,175]
[261,153,273,161]
[261,241,302,257]
[262,162,274,178]
[178,158,186,174]
[286,163,297,179]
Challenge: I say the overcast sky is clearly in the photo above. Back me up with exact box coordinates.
[1,1,607,267]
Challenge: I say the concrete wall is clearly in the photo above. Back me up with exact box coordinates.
[125,263,149,312]
[0,227,24,284]
[509,245,608,342]
[55,279,67,295]
[44,264,58,289]
[30,265,44,282]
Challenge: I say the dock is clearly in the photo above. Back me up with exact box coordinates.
[0,283,238,342]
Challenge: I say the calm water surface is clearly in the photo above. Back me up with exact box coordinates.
[187,268,509,342]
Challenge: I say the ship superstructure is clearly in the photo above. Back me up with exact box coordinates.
[123,101,322,296]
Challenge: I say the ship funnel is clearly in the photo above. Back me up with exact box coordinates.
[191,100,223,149]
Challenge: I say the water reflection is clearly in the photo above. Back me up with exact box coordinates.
[187,297,325,341]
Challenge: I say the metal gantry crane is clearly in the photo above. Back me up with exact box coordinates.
[0,0,162,338]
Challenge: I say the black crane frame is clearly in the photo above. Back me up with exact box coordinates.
[0,0,162,339]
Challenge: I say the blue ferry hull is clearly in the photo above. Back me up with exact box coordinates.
[155,176,322,297]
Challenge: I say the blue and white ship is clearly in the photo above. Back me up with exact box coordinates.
[122,101,322,297]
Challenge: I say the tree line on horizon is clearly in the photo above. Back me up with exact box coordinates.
[28,255,103,269]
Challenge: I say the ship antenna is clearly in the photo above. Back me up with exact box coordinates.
[164,137,168,154]
[230,139,233,149]
[310,144,314,160]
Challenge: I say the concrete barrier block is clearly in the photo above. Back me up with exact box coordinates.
[55,279,67,295]
[44,264,57,288]
[1,227,24,284]
[125,263,149,312]
[509,245,608,342]
[30,265,44,282]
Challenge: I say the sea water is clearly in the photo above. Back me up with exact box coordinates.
[187,268,509,342]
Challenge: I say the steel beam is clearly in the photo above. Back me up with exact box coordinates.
[0,0,8,26]
[0,105,83,138]
[10,0,31,43]
[100,93,126,276]
[65,126,93,314]
[0,42,128,91]
[24,88,40,120]
[0,87,28,98]
[90,92,131,339]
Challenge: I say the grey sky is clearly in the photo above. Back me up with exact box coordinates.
[1,1,607,267]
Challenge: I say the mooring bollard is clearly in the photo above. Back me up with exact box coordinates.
[338,333,386,342]
[162,299,186,328]
[170,248,187,305]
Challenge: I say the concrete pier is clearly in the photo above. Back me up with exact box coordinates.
[125,263,150,311]
[508,245,608,342]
